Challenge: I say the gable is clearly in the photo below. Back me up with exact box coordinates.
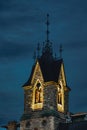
[31,61,44,85]
[23,61,44,87]
[58,62,70,91]
[23,59,64,87]
[58,63,66,86]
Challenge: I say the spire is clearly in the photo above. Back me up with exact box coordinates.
[46,14,50,42]
[41,14,53,60]
[59,44,63,58]
[42,42,45,54]
[33,50,36,62]
[37,43,40,58]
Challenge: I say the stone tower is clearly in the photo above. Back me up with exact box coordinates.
[20,15,70,130]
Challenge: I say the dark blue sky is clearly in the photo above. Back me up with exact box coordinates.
[0,0,87,125]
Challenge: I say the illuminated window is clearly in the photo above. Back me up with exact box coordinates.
[32,80,43,110]
[57,82,64,112]
[35,82,42,104]
[58,84,62,105]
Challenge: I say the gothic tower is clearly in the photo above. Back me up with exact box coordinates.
[20,15,70,130]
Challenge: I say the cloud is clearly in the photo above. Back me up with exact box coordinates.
[0,0,42,27]
[0,90,23,124]
[74,97,87,112]
[0,40,35,60]
[64,41,87,50]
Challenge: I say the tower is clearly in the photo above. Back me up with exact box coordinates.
[20,15,70,130]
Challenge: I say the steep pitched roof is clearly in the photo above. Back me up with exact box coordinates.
[38,58,62,82]
[23,41,67,87]
[23,58,63,87]
[23,63,36,86]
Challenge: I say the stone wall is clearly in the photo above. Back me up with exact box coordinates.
[43,84,57,111]
[24,88,33,113]
[64,91,69,113]
[20,116,55,130]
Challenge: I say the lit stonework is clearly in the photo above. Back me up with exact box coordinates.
[31,61,44,85]
[57,80,64,112]
[32,79,43,110]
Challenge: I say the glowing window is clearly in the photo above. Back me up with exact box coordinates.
[58,84,62,105]
[35,82,42,104]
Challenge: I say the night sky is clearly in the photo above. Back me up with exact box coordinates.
[0,0,87,126]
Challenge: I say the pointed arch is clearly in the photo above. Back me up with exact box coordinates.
[32,79,43,110]
[58,84,62,105]
[35,82,43,104]
[57,80,64,112]
[31,61,44,85]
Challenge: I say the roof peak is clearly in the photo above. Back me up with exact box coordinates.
[46,14,50,42]
[40,14,53,60]
[33,15,63,62]
[41,41,53,61]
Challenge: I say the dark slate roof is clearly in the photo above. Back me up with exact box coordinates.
[23,63,36,86]
[23,41,66,87]
[38,58,62,82]
[23,58,63,87]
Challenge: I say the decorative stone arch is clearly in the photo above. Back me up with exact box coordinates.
[57,80,64,112]
[58,83,63,105]
[32,79,43,110]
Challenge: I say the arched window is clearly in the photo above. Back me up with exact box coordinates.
[35,82,42,104]
[58,84,62,105]
[32,80,43,110]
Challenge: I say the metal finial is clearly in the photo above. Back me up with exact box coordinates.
[42,42,45,54]
[59,44,63,58]
[46,14,50,42]
[33,50,36,62]
[37,43,40,58]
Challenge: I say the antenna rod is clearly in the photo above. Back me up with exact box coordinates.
[46,14,50,42]
[59,44,63,58]
[33,50,36,62]
[37,43,40,58]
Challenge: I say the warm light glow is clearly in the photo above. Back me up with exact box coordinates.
[31,61,44,84]
[57,63,68,113]
[32,103,43,110]
[31,79,43,110]
[57,80,64,112]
